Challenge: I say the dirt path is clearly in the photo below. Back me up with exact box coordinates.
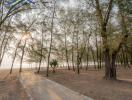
[20,71,93,100]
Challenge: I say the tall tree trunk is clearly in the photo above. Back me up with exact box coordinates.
[10,39,21,74]
[111,52,117,79]
[0,32,7,66]
[104,49,111,79]
[95,32,100,69]
[90,46,96,69]
[72,32,75,71]
[95,0,117,79]
[19,40,26,72]
[121,48,127,68]
[99,45,102,69]
[37,24,44,73]
[76,30,80,74]
[125,52,130,67]
[46,1,56,77]
[86,34,91,70]
[0,33,12,67]
[119,54,123,66]
[64,31,70,70]
[86,52,89,70]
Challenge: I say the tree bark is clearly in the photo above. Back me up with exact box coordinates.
[37,24,44,73]
[46,1,56,77]
[90,46,96,69]
[95,0,117,79]
[19,40,26,72]
[64,31,70,70]
[10,40,21,74]
[72,32,75,71]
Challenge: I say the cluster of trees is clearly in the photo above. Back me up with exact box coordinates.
[0,0,131,80]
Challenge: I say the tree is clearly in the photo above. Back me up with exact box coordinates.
[50,59,58,73]
[0,0,34,27]
[46,0,56,77]
[94,0,130,79]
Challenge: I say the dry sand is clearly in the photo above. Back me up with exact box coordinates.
[0,67,132,100]
[0,69,29,100]
[39,67,132,100]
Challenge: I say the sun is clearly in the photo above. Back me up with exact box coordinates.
[22,32,30,40]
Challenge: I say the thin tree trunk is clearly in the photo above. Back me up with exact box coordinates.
[37,24,44,73]
[95,32,100,69]
[76,29,80,74]
[121,48,127,68]
[125,53,129,67]
[86,34,91,70]
[99,45,102,69]
[119,54,123,66]
[0,33,12,67]
[64,31,70,70]
[130,53,132,65]
[0,32,7,66]
[86,52,89,70]
[46,0,56,77]
[90,46,96,69]
[19,40,26,72]
[72,32,75,71]
[10,40,21,74]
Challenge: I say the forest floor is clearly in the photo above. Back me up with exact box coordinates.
[39,66,132,100]
[0,69,29,100]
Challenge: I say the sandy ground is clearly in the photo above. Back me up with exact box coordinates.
[0,69,29,100]
[39,67,132,100]
[0,67,132,100]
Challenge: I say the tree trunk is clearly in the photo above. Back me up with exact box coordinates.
[130,53,132,65]
[19,40,26,72]
[0,32,7,66]
[53,67,55,73]
[95,32,100,69]
[111,52,117,79]
[104,49,117,80]
[119,54,123,66]
[72,46,75,71]
[76,28,80,74]
[10,40,21,74]
[46,1,56,77]
[121,48,127,68]
[64,31,70,70]
[37,25,44,73]
[90,46,96,69]
[86,53,89,70]
[99,46,102,69]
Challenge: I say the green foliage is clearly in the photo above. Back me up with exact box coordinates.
[116,0,132,14]
[50,59,58,73]
[50,59,58,67]
[26,40,47,63]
